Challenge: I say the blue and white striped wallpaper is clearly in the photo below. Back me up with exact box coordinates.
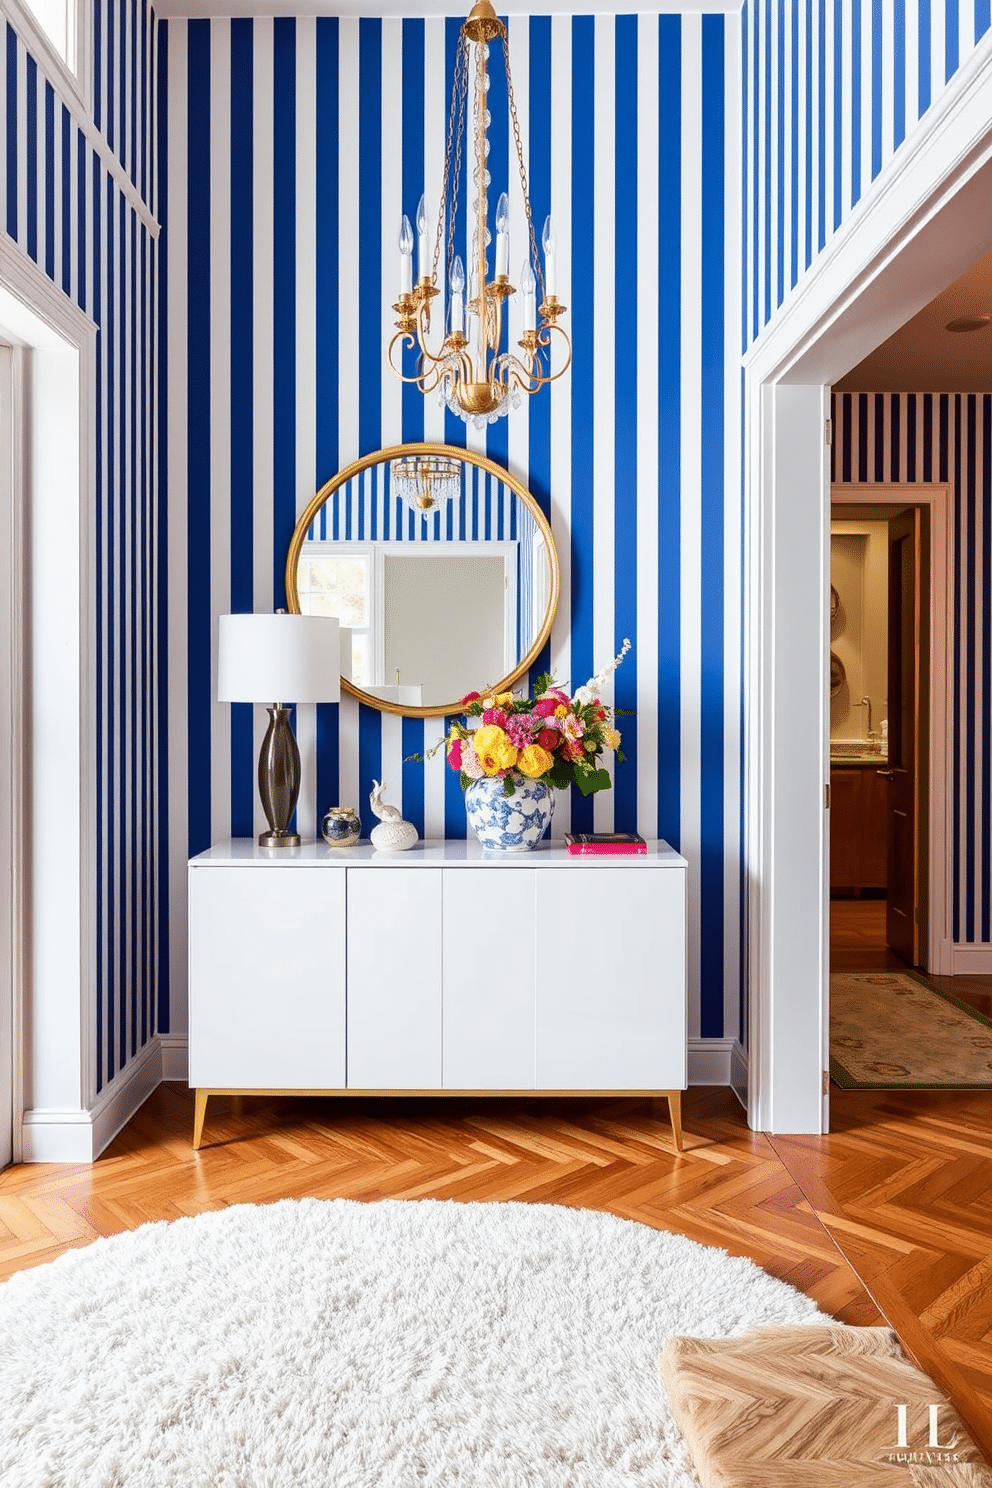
[162,13,743,1045]
[832,390,992,946]
[1,3,163,1097]
[742,0,992,346]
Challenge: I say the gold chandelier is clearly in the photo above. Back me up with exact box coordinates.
[388,0,571,427]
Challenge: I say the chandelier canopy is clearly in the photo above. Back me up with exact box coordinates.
[388,0,571,427]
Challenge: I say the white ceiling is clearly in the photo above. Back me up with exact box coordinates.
[834,247,992,392]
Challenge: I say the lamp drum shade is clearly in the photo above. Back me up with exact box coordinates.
[218,614,341,705]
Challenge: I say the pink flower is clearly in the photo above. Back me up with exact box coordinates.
[533,698,559,718]
[461,691,482,704]
[447,737,463,771]
[482,707,508,729]
[561,714,584,742]
[537,728,559,751]
[507,713,535,749]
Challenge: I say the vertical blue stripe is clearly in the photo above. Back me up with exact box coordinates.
[817,0,826,250]
[657,15,681,847]
[444,714,466,838]
[141,0,149,200]
[753,2,762,336]
[484,14,508,475]
[977,0,992,39]
[93,149,104,1091]
[763,1,772,322]
[105,169,116,1084]
[873,392,884,481]
[442,17,468,451]
[893,0,906,148]
[139,220,149,1048]
[832,0,843,229]
[919,0,932,115]
[741,3,749,353]
[789,0,798,289]
[44,82,55,278]
[906,393,916,481]
[569,14,595,836]
[272,19,297,611]
[700,15,725,1038]
[94,0,102,132]
[357,704,382,836]
[156,21,170,1036]
[804,0,813,270]
[106,0,115,152]
[77,129,87,312]
[128,203,138,1062]
[775,0,784,306]
[946,393,959,936]
[401,716,425,839]
[850,0,861,206]
[840,393,852,481]
[186,21,212,860]
[400,18,425,446]
[870,0,883,181]
[230,17,255,839]
[614,15,638,835]
[61,105,71,296]
[25,55,37,260]
[945,0,959,80]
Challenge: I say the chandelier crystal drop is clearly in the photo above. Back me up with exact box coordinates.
[392,453,463,515]
[387,0,572,427]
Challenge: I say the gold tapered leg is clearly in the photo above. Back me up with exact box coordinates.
[193,1090,209,1150]
[667,1091,683,1153]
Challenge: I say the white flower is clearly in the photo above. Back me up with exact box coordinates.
[582,638,631,695]
[571,685,596,706]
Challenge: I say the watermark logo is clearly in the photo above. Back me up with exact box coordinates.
[885,1403,961,1466]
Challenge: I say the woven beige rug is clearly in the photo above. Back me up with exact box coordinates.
[830,971,992,1089]
[660,1324,992,1486]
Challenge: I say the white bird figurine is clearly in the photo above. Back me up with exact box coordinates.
[368,781,419,851]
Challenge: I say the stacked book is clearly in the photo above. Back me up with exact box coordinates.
[564,833,647,856]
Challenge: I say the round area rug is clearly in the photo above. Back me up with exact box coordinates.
[0,1199,824,1487]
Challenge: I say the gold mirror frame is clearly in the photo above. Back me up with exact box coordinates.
[285,442,561,718]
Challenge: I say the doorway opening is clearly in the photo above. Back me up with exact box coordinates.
[828,501,931,975]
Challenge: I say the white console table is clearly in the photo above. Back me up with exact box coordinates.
[188,838,688,1151]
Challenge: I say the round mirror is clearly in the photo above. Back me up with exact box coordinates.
[285,443,560,717]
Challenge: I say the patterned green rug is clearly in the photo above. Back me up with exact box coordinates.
[830,970,992,1089]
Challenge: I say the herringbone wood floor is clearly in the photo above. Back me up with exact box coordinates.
[2,1082,991,1463]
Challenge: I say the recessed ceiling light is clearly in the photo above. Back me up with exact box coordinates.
[944,314,992,332]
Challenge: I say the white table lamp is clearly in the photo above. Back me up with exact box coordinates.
[218,613,340,847]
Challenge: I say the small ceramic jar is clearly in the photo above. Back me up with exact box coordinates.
[321,806,361,848]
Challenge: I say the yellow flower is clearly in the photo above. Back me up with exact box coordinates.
[517,744,554,779]
[481,696,497,710]
[472,724,518,775]
[603,727,621,750]
[496,691,515,706]
[554,704,568,719]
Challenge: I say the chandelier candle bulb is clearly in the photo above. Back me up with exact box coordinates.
[450,255,465,335]
[495,192,510,278]
[399,215,414,295]
[416,195,430,282]
[521,259,537,332]
[542,216,557,297]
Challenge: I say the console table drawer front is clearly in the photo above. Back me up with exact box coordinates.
[441,869,537,1089]
[346,868,442,1089]
[535,869,686,1090]
[188,864,346,1089]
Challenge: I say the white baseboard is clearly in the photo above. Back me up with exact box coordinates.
[688,1037,746,1088]
[159,1035,189,1083]
[951,945,992,974]
[20,1038,163,1162]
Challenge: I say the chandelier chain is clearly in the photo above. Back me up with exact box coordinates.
[503,36,545,304]
[437,37,470,287]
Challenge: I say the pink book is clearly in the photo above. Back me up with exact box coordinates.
[565,833,647,856]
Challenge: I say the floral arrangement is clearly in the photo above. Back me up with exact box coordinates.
[443,640,631,797]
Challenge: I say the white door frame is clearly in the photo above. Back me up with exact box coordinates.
[0,238,98,1161]
[831,484,955,976]
[743,43,992,1135]
[0,342,18,1169]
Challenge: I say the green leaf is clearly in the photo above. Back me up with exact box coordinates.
[503,775,516,797]
[574,767,612,797]
[548,763,574,791]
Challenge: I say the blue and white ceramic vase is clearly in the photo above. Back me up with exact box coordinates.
[463,775,554,852]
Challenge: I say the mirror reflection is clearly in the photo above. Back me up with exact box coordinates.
[287,446,557,716]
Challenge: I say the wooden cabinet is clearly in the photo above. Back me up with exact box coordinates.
[188,839,688,1148]
[829,767,888,891]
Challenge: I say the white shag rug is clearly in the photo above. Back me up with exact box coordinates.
[0,1198,825,1487]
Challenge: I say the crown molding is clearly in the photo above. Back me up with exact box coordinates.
[152,1,743,18]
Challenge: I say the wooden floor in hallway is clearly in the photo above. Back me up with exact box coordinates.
[2,1080,991,1464]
